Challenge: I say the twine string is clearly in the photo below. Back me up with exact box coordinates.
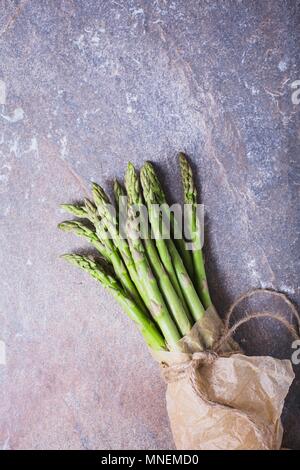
[224,288,300,334]
[163,288,300,381]
[161,289,299,450]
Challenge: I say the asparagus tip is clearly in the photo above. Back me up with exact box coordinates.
[84,197,97,212]
[141,161,153,173]
[59,203,87,217]
[92,184,111,213]
[57,222,70,232]
[127,161,135,171]
[178,151,187,162]
[60,253,73,262]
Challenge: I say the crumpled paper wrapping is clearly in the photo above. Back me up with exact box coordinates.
[152,307,295,450]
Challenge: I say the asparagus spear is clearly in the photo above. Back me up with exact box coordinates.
[62,254,166,351]
[82,198,147,315]
[113,179,128,238]
[126,206,182,351]
[140,169,186,306]
[125,162,193,336]
[58,220,111,262]
[113,179,127,212]
[166,238,205,321]
[60,200,147,314]
[141,165,205,322]
[179,153,212,309]
[141,162,194,279]
[60,203,87,218]
[92,183,134,271]
[90,185,150,312]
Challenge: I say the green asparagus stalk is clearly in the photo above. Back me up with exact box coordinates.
[179,152,212,309]
[92,183,134,271]
[125,162,193,336]
[113,179,126,211]
[81,198,147,315]
[167,238,205,321]
[141,162,194,279]
[89,186,150,313]
[141,165,206,322]
[126,206,181,351]
[60,203,88,218]
[60,202,145,312]
[113,179,128,237]
[62,254,166,351]
[140,170,186,306]
[58,220,110,262]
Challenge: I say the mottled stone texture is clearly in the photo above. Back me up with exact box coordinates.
[0,0,299,450]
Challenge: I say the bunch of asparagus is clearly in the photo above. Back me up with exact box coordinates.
[59,153,213,352]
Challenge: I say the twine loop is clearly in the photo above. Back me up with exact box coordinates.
[162,288,300,386]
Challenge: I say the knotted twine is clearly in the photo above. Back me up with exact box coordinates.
[162,288,300,406]
[155,289,299,450]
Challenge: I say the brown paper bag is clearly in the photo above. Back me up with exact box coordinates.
[152,307,295,450]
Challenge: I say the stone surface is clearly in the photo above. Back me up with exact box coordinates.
[0,0,299,450]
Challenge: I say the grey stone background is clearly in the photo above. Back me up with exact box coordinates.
[0,0,299,450]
